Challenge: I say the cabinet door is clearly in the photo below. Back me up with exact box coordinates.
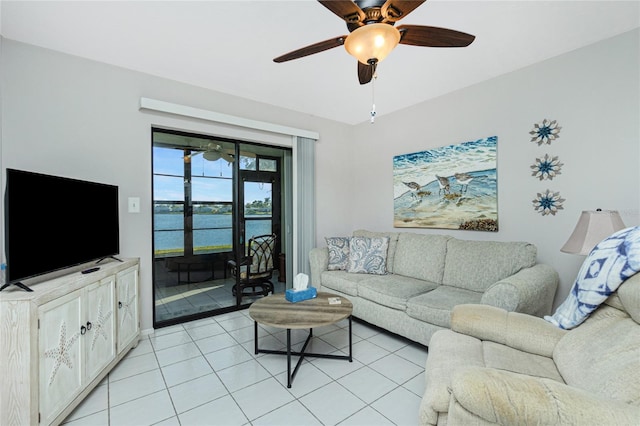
[39,290,84,426]
[85,276,116,382]
[116,266,139,352]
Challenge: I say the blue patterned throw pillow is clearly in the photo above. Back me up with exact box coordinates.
[325,237,350,271]
[347,236,389,275]
[545,226,640,329]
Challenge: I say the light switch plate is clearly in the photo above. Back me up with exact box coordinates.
[128,197,140,213]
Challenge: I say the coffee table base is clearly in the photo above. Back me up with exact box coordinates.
[253,316,353,388]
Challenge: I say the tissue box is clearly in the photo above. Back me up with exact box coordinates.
[285,287,317,303]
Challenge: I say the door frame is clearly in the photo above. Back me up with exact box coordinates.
[152,128,289,327]
[237,163,282,255]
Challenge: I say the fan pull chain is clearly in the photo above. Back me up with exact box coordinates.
[370,72,377,124]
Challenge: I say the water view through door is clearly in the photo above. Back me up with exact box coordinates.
[152,130,288,327]
[239,170,281,256]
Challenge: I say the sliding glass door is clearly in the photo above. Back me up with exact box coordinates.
[152,130,289,327]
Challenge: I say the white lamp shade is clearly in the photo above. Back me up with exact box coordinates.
[344,23,401,65]
[561,210,626,255]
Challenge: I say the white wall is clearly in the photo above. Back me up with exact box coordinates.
[2,29,638,329]
[339,29,640,308]
[0,38,352,331]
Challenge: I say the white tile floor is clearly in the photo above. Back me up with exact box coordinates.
[63,309,428,426]
[153,265,286,323]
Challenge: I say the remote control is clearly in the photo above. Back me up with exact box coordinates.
[81,267,100,274]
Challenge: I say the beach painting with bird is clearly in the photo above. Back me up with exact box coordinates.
[393,136,498,231]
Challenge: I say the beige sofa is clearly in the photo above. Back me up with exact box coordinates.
[309,230,558,347]
[420,272,640,425]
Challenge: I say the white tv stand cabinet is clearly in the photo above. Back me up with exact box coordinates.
[0,258,140,426]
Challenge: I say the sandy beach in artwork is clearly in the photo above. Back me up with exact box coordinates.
[394,190,497,230]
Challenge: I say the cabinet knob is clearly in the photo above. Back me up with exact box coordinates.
[80,325,87,335]
[118,301,122,309]
[86,321,92,331]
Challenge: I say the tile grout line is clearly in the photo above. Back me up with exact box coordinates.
[148,333,182,426]
[64,307,427,425]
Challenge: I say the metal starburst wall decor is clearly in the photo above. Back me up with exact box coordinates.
[530,154,563,181]
[530,119,561,145]
[532,189,565,216]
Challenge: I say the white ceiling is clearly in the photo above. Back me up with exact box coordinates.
[2,1,638,125]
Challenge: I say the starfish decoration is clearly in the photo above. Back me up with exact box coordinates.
[44,321,80,386]
[532,189,565,216]
[90,296,113,351]
[119,286,136,327]
[530,154,563,181]
[529,119,561,145]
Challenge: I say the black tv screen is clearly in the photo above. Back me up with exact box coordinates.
[4,169,120,284]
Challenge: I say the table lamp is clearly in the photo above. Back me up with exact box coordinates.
[560,209,626,255]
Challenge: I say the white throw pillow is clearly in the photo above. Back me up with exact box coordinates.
[347,236,389,275]
[325,237,350,271]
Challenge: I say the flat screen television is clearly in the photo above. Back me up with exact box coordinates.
[3,168,120,290]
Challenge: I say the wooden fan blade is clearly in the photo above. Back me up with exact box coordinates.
[273,36,347,63]
[358,61,377,85]
[318,0,365,24]
[381,0,426,22]
[397,25,475,47]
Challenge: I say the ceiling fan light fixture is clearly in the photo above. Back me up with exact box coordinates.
[203,151,222,161]
[344,23,400,65]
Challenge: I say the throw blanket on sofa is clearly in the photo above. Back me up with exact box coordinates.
[545,226,640,329]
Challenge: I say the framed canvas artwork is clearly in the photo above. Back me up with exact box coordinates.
[393,136,498,231]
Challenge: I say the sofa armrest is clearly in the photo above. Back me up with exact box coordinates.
[450,367,640,426]
[309,247,329,287]
[451,304,566,357]
[481,263,559,316]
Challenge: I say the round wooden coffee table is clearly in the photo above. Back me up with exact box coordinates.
[249,291,353,387]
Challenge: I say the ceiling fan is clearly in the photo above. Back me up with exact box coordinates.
[188,143,256,164]
[201,144,235,163]
[273,0,475,84]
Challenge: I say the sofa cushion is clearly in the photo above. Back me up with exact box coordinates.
[392,233,450,282]
[347,236,389,275]
[357,274,438,311]
[320,271,371,296]
[325,236,350,271]
[616,273,640,324]
[554,305,640,405]
[483,341,564,382]
[407,286,482,328]
[422,327,564,426]
[422,330,485,426]
[353,230,399,273]
[442,239,536,291]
